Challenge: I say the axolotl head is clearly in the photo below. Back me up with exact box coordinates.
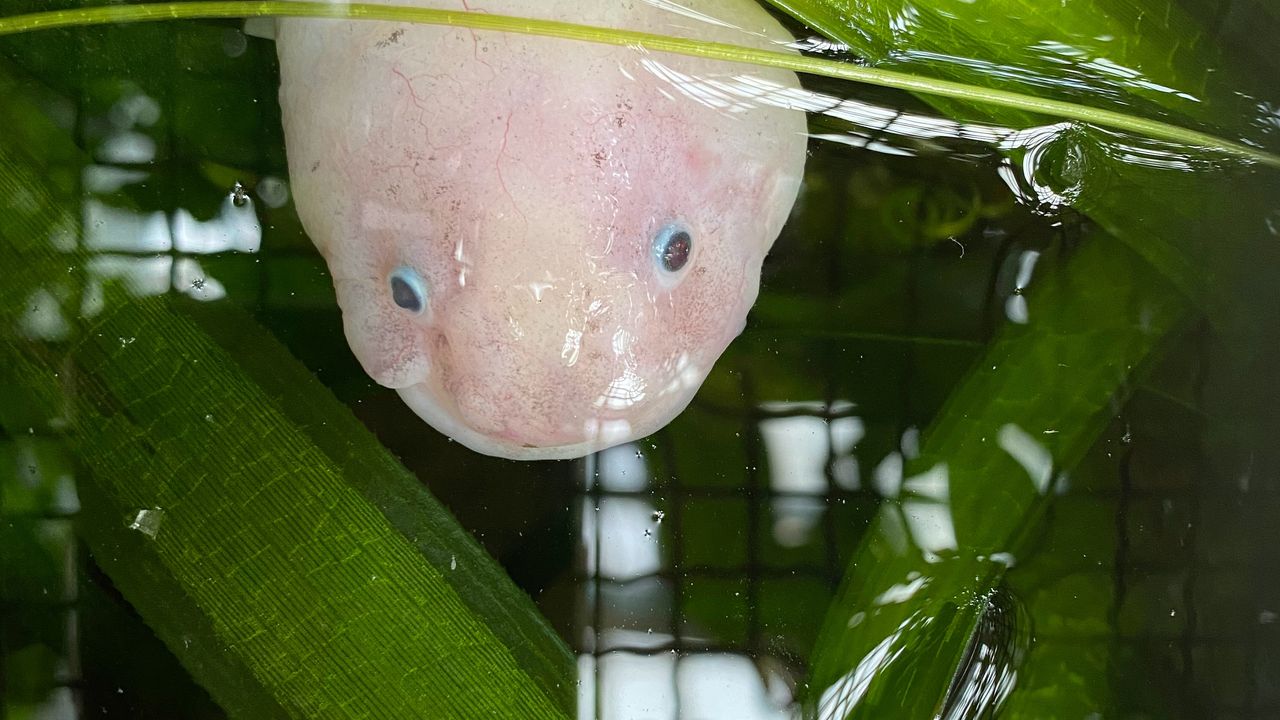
[277,13,807,460]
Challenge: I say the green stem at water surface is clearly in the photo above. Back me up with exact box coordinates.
[0,1,1277,169]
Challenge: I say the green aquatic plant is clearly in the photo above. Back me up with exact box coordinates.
[769,0,1279,313]
[0,66,574,717]
[775,0,1279,717]
[1,1,1276,718]
[0,1,1276,169]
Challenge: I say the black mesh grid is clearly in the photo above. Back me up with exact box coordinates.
[0,14,1278,720]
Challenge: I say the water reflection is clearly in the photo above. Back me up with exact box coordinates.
[578,442,803,718]
[583,495,663,581]
[581,651,795,720]
[2,3,1276,717]
[13,80,267,344]
[812,589,1028,720]
[939,589,1027,720]
[997,423,1056,495]
[18,179,263,344]
[572,315,1092,717]
[814,614,913,719]
[578,399,882,717]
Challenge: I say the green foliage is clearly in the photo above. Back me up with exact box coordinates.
[2,3,1276,718]
[767,0,1271,139]
[771,0,1280,717]
[1,2,1276,167]
[0,60,574,719]
[770,0,1278,310]
[805,237,1188,717]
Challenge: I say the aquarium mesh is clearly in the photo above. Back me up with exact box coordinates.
[568,197,1280,719]
[2,18,1279,720]
[0,425,83,718]
[569,189,1012,717]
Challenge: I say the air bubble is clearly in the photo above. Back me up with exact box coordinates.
[997,123,1100,216]
[230,182,250,207]
[127,507,166,538]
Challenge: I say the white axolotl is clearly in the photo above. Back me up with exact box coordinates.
[275,0,807,460]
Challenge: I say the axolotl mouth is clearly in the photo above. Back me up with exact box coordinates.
[276,0,808,459]
[396,348,710,460]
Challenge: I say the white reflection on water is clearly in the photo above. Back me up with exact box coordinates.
[582,444,660,581]
[95,131,156,165]
[770,495,825,548]
[84,190,261,256]
[84,200,171,252]
[997,423,1055,494]
[903,462,949,501]
[814,620,909,720]
[173,194,262,254]
[872,451,903,498]
[760,414,828,494]
[22,686,77,720]
[640,0,743,34]
[19,288,72,342]
[759,400,859,546]
[86,254,172,297]
[901,499,958,555]
[901,42,1205,109]
[581,495,662,581]
[19,181,263,341]
[580,652,795,720]
[831,416,865,490]
[641,58,1228,227]
[877,455,958,556]
[594,652,677,719]
[579,433,804,717]
[107,90,161,130]
[872,572,930,606]
[18,84,265,338]
[676,654,793,720]
[173,258,226,301]
[83,165,150,194]
[901,463,957,554]
[1078,55,1200,103]
[591,442,650,492]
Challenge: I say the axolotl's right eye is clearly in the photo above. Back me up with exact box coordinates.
[652,223,693,275]
[388,265,428,315]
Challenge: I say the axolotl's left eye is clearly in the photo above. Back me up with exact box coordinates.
[652,223,693,275]
[388,265,429,315]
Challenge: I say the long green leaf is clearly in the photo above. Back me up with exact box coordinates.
[785,0,1279,716]
[769,0,1277,310]
[0,66,574,719]
[766,0,1269,137]
[0,1,1275,169]
[805,235,1188,717]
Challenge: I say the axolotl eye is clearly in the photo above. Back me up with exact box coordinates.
[388,265,429,314]
[652,223,693,275]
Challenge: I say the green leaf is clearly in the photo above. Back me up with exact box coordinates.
[0,2,1276,169]
[768,0,1276,311]
[0,64,574,719]
[2,1,1272,318]
[804,235,1189,717]
[766,0,1271,139]
[779,1,1280,716]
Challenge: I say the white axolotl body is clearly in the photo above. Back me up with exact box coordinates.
[276,0,807,460]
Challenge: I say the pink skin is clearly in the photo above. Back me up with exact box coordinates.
[277,0,807,459]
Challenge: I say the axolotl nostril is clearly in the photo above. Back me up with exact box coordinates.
[275,0,808,460]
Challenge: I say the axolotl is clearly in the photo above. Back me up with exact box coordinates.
[276,1,807,460]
